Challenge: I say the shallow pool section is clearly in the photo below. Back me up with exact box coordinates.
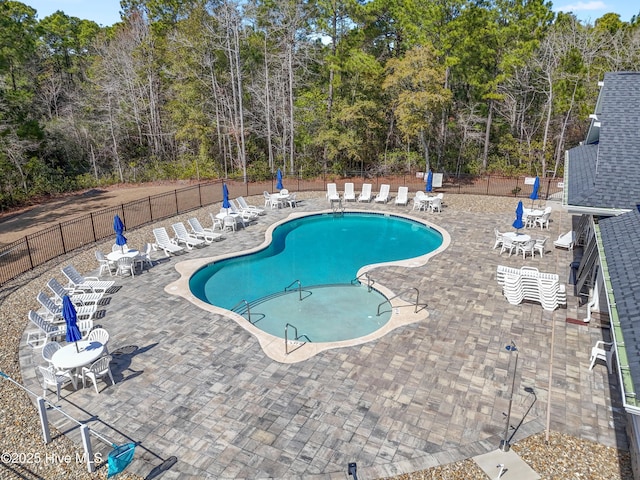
[248,284,391,342]
[190,212,442,312]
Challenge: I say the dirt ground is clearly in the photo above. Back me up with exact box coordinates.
[0,182,194,246]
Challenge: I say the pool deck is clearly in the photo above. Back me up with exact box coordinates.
[19,194,626,479]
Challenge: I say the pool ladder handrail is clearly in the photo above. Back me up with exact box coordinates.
[284,279,303,301]
[351,273,375,292]
[285,323,310,355]
[231,299,252,323]
[376,287,426,316]
[331,198,344,214]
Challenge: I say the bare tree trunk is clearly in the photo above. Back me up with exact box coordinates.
[482,100,493,170]
[264,34,274,170]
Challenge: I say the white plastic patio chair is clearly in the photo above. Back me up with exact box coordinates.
[358,184,372,202]
[38,365,76,401]
[343,183,356,202]
[222,215,238,232]
[534,237,547,257]
[428,196,442,212]
[517,239,536,259]
[42,341,62,365]
[534,207,552,229]
[263,191,272,207]
[374,184,390,203]
[326,183,340,203]
[188,218,222,243]
[395,186,409,206]
[115,256,136,277]
[152,227,184,257]
[87,327,110,354]
[95,250,115,276]
[82,355,115,394]
[134,243,154,270]
[493,228,504,250]
[589,341,614,374]
[287,193,298,208]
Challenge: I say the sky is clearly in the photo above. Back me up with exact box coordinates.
[21,0,639,27]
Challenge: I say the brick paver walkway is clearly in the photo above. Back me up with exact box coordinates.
[19,194,625,479]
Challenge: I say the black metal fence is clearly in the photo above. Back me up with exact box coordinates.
[0,173,563,286]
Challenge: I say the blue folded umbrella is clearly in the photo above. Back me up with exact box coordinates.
[426,171,433,192]
[276,169,283,190]
[512,200,524,231]
[63,296,82,352]
[222,183,230,210]
[113,215,127,248]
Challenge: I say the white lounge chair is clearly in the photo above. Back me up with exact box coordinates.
[343,183,356,202]
[326,183,340,203]
[152,227,184,257]
[172,222,206,249]
[553,231,574,250]
[26,310,66,348]
[61,265,115,294]
[374,184,390,203]
[229,199,257,224]
[187,218,222,243]
[47,278,103,306]
[358,184,372,202]
[37,291,97,322]
[395,186,409,206]
[237,196,265,216]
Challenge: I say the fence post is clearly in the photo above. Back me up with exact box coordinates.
[58,224,67,254]
[25,237,34,269]
[174,190,179,215]
[486,176,490,195]
[120,205,126,227]
[80,424,95,472]
[90,213,97,243]
[37,397,51,443]
[198,184,202,207]
[148,197,153,221]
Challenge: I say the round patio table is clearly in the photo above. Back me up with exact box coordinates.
[52,340,105,374]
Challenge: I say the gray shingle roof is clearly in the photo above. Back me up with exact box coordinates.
[599,209,640,393]
[567,72,640,210]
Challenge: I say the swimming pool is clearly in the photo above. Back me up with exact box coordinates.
[189,212,442,340]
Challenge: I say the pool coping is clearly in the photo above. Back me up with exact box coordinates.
[166,209,451,363]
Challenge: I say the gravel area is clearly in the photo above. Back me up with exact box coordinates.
[0,192,633,479]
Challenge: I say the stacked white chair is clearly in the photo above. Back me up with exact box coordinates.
[496,265,566,311]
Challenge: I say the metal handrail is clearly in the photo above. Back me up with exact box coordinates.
[231,299,251,323]
[351,272,375,292]
[285,323,309,355]
[284,280,302,301]
[376,287,425,316]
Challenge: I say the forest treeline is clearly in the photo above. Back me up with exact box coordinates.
[1,0,639,209]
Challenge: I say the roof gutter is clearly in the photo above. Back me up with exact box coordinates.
[566,205,631,217]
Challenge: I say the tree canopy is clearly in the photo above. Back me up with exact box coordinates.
[0,0,639,208]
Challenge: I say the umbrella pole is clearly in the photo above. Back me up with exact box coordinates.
[75,341,79,353]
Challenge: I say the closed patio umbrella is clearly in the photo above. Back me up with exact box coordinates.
[113,215,127,252]
[426,171,433,193]
[62,295,82,353]
[529,176,539,208]
[222,183,230,214]
[276,168,284,190]
[513,200,524,232]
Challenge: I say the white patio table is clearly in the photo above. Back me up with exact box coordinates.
[51,340,105,384]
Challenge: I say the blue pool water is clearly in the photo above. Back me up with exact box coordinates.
[190,212,442,341]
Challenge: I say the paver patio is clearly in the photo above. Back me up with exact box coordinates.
[19,193,625,479]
